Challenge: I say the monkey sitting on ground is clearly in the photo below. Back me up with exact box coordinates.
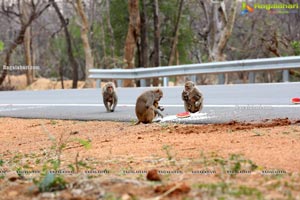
[135,88,164,124]
[102,82,118,112]
[182,81,203,113]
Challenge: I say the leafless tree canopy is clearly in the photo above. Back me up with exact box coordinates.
[1,0,300,87]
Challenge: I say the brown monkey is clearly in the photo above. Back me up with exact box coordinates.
[135,88,164,124]
[182,81,203,113]
[102,82,118,112]
[154,100,164,112]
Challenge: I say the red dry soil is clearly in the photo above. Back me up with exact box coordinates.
[0,117,300,199]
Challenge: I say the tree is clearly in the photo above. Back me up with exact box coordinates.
[0,0,50,86]
[198,0,237,83]
[152,0,160,86]
[168,0,184,85]
[137,0,149,86]
[199,0,237,62]
[123,0,141,87]
[72,0,94,88]
[50,0,79,88]
[105,0,115,64]
[168,0,184,66]
[21,1,34,85]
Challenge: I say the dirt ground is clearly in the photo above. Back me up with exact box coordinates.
[0,117,300,199]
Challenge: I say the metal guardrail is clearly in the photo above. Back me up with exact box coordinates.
[89,56,300,87]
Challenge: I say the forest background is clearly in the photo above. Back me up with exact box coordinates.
[0,0,300,90]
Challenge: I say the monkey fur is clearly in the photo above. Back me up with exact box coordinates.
[135,88,164,124]
[182,81,203,113]
[102,82,118,112]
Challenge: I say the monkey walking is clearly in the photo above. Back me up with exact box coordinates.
[102,82,118,112]
[135,88,164,124]
[182,81,203,113]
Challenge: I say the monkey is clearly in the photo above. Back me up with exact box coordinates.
[152,100,165,119]
[102,82,118,112]
[135,88,164,124]
[182,81,203,113]
[154,100,164,112]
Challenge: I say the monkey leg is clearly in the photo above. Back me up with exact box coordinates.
[104,102,111,112]
[111,96,118,112]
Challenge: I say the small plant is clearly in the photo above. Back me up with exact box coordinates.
[194,182,263,199]
[291,41,300,56]
[35,173,67,192]
[162,145,173,160]
[252,130,263,136]
[34,123,93,193]
[160,123,169,129]
[103,193,120,200]
[0,40,4,52]
[50,120,58,126]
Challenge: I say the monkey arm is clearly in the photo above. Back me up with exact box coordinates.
[192,88,203,101]
[157,106,164,111]
[193,90,203,109]
[103,96,110,112]
[154,107,164,118]
[145,95,155,109]
[182,91,189,101]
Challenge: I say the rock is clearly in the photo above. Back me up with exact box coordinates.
[146,169,161,181]
[6,171,19,182]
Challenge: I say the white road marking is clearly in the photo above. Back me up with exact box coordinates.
[0,106,43,113]
[0,104,299,108]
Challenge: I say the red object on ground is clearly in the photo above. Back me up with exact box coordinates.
[291,97,300,104]
[176,111,191,118]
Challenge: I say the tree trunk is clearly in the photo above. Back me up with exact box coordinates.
[123,0,140,87]
[21,1,34,86]
[24,26,34,85]
[0,25,28,85]
[105,0,115,64]
[51,0,78,88]
[168,0,184,66]
[199,0,237,84]
[168,0,184,86]
[139,0,149,86]
[152,0,160,86]
[74,0,94,88]
[99,9,107,68]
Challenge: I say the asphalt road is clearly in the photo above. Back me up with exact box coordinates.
[0,82,299,124]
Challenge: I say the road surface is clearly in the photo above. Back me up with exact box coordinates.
[0,82,299,124]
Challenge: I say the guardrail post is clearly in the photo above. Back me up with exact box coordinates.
[117,80,123,87]
[140,79,146,87]
[218,74,225,84]
[248,72,255,83]
[283,70,289,82]
[190,75,197,83]
[163,77,169,87]
[96,79,101,88]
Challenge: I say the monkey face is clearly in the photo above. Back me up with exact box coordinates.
[154,89,163,101]
[184,81,194,93]
[106,85,113,93]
